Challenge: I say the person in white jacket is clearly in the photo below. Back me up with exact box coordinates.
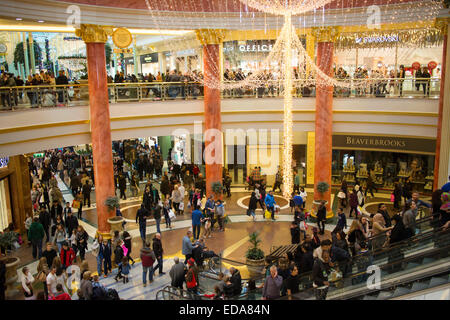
[21,267,35,300]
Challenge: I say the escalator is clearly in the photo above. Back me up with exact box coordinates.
[286,221,450,300]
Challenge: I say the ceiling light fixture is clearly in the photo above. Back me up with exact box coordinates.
[16,18,23,21]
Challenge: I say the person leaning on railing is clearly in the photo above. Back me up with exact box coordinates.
[55,70,69,106]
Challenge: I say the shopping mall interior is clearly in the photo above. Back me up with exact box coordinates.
[0,0,450,302]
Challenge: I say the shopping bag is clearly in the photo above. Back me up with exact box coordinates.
[72,200,81,209]
[300,220,308,231]
[246,209,251,216]
[357,206,363,216]
[337,191,346,199]
[168,209,176,220]
[390,193,395,202]
[179,202,184,211]
[265,210,271,219]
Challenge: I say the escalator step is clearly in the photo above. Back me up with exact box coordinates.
[422,258,436,265]
[377,291,394,300]
[429,277,449,288]
[391,287,411,298]
[406,262,421,270]
[362,295,377,300]
[411,282,430,292]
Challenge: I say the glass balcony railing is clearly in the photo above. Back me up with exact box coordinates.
[0,78,440,111]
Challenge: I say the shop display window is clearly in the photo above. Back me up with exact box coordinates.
[332,150,434,193]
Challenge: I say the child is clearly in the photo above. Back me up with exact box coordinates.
[202,214,212,238]
[117,257,131,284]
[69,229,78,262]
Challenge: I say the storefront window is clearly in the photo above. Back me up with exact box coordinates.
[332,150,434,193]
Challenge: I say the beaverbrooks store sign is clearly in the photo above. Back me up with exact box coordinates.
[332,134,436,154]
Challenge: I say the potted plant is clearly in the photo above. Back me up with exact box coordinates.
[312,181,332,219]
[105,196,124,232]
[245,231,265,278]
[0,231,21,299]
[211,181,223,199]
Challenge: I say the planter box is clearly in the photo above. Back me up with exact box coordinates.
[107,216,124,233]
[0,256,20,299]
[246,257,265,279]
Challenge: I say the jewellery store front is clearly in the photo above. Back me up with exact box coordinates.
[331,134,436,194]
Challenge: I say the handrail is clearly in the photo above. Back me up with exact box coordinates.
[0,78,441,90]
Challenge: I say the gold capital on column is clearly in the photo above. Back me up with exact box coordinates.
[435,18,450,36]
[75,24,114,43]
[195,29,226,45]
[311,26,340,43]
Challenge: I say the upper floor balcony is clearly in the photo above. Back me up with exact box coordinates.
[0,79,440,157]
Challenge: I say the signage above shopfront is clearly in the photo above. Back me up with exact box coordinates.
[224,40,276,53]
[332,134,436,154]
[238,44,273,52]
[140,53,159,64]
[355,34,399,44]
[412,62,421,70]
[124,57,134,65]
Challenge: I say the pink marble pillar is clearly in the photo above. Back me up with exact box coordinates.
[203,44,223,198]
[314,41,334,212]
[86,42,115,234]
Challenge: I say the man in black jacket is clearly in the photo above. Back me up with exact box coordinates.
[229,267,242,296]
[50,200,63,224]
[39,207,51,242]
[55,70,69,104]
[82,180,92,207]
[152,233,165,276]
[136,204,149,243]
[117,173,127,200]
[316,200,327,235]
[65,210,79,236]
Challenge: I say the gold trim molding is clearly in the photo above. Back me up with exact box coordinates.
[311,26,341,43]
[195,29,226,45]
[75,24,114,43]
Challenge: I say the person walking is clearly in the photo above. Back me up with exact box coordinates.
[60,241,75,270]
[163,199,172,229]
[316,200,327,235]
[82,180,92,207]
[76,225,89,261]
[28,217,45,260]
[21,267,35,300]
[349,189,358,218]
[192,206,203,240]
[38,207,51,242]
[136,204,149,243]
[152,233,165,276]
[262,265,283,300]
[122,230,135,265]
[140,241,156,287]
[117,173,127,200]
[65,210,78,237]
[152,202,162,234]
[215,199,226,231]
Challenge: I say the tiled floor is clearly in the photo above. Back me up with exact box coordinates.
[9,175,420,300]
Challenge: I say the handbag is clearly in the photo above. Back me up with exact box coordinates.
[37,271,47,282]
[72,200,81,209]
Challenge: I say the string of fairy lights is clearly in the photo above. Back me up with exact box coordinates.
[142,0,443,197]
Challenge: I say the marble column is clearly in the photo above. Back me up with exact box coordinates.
[196,29,225,198]
[313,27,339,215]
[76,25,115,236]
[7,155,32,234]
[434,20,450,189]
